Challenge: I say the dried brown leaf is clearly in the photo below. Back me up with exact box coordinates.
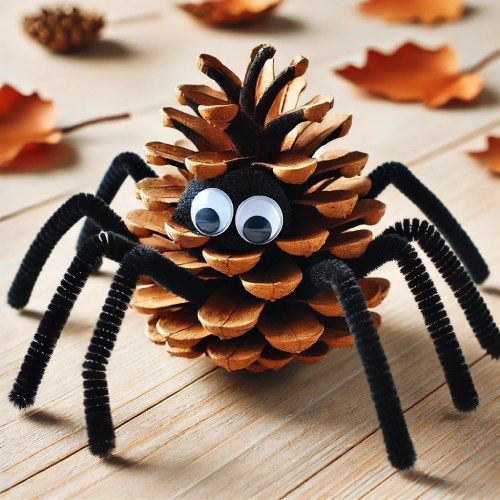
[468,136,500,176]
[0,84,62,168]
[179,0,282,26]
[335,42,484,108]
[360,0,464,25]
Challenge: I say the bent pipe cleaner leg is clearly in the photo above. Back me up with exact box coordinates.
[305,258,416,470]
[367,162,489,284]
[7,193,134,310]
[384,219,499,359]
[9,235,211,412]
[77,152,156,259]
[9,233,137,410]
[82,245,213,457]
[350,233,478,412]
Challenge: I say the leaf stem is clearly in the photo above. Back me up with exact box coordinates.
[108,12,163,26]
[60,112,131,134]
[467,48,500,73]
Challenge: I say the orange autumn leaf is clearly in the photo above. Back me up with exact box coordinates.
[179,0,282,25]
[468,137,500,176]
[360,0,464,25]
[0,84,62,168]
[335,42,483,108]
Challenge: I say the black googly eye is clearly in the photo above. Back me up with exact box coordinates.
[195,208,220,234]
[242,216,272,244]
[235,196,283,245]
[190,188,233,236]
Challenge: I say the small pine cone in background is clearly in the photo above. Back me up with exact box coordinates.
[22,5,104,53]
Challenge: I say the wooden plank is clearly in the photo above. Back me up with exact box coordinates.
[289,357,499,499]
[2,133,498,496]
[1,0,499,218]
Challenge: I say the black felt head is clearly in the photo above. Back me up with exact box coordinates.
[173,167,292,252]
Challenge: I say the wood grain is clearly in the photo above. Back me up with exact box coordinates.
[1,0,499,497]
[288,358,499,499]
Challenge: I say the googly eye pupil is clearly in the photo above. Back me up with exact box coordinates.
[242,216,272,244]
[195,207,220,234]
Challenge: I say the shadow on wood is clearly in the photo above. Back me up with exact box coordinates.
[0,143,78,174]
[23,409,80,431]
[76,39,136,61]
[217,15,305,35]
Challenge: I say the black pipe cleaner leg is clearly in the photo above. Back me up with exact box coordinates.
[367,162,489,284]
[305,258,416,470]
[82,245,213,456]
[9,232,136,410]
[350,233,479,412]
[8,193,134,310]
[9,235,211,413]
[383,219,499,359]
[76,152,156,252]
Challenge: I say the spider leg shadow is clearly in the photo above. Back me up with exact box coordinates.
[19,308,44,322]
[19,307,94,332]
[101,449,218,478]
[23,408,79,432]
[402,469,454,489]
[101,455,152,470]
[482,285,500,298]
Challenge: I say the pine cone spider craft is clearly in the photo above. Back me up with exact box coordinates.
[133,47,388,370]
[8,45,499,471]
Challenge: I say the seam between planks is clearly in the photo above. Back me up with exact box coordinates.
[0,189,76,223]
[406,117,500,167]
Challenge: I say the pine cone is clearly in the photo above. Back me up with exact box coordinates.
[23,5,104,53]
[128,45,390,372]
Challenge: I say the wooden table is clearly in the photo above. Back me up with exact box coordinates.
[1,0,499,497]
